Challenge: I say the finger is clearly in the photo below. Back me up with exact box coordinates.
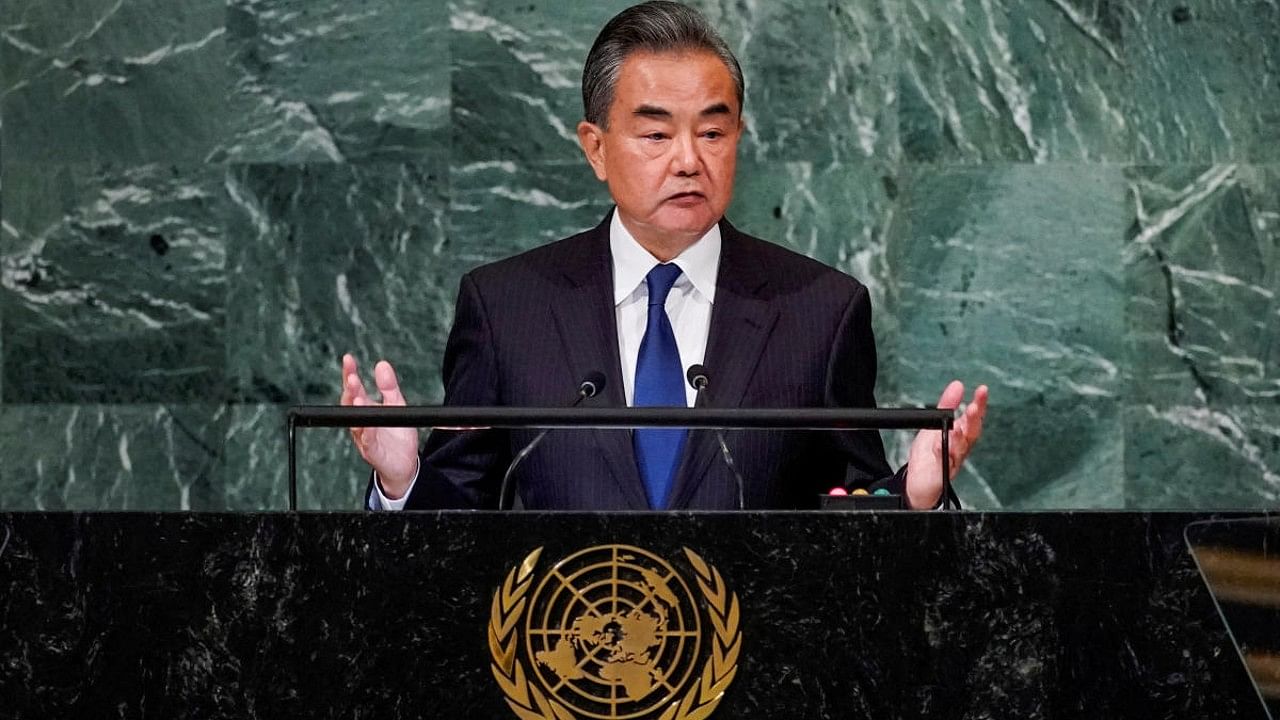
[345,377,373,448]
[948,420,971,470]
[948,385,990,469]
[340,353,354,404]
[970,385,990,424]
[961,385,989,444]
[340,354,368,405]
[936,379,965,410]
[352,394,373,409]
[963,398,985,442]
[342,369,371,406]
[348,393,363,445]
[374,360,407,407]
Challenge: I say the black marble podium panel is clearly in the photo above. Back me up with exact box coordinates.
[0,512,1267,719]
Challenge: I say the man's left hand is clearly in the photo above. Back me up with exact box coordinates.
[905,381,989,509]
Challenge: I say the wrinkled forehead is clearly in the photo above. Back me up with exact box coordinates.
[611,49,741,115]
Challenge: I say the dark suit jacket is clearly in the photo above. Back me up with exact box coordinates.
[386,212,904,510]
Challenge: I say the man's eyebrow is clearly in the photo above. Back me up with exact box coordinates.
[631,103,733,119]
[633,104,671,119]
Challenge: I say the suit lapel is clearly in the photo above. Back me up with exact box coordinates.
[549,214,650,510]
[666,221,779,509]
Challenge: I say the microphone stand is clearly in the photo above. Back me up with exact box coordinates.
[496,374,604,510]
[687,365,746,510]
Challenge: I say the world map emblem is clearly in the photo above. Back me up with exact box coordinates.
[488,545,741,720]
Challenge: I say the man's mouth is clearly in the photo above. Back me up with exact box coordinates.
[667,191,705,203]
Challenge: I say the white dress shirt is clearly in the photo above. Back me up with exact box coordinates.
[610,211,720,407]
[371,211,722,510]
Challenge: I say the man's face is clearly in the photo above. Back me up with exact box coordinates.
[578,50,741,255]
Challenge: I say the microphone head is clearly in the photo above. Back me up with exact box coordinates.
[686,364,709,390]
[579,371,607,398]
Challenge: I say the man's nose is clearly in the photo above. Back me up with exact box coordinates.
[671,133,700,176]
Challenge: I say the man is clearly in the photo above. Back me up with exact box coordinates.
[341,1,987,511]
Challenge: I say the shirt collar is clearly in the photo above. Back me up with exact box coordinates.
[609,210,721,305]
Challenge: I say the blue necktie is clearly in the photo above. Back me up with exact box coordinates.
[633,263,688,509]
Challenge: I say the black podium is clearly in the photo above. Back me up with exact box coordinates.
[0,511,1270,718]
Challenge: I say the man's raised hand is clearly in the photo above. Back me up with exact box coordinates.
[904,381,989,509]
[340,354,421,500]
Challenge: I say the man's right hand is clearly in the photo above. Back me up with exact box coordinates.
[340,354,421,500]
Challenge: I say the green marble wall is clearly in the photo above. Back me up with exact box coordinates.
[1,0,1276,510]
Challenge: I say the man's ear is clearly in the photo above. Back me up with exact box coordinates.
[577,120,608,182]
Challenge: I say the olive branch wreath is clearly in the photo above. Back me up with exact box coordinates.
[488,547,741,720]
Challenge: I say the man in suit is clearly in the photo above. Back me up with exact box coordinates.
[341,1,987,511]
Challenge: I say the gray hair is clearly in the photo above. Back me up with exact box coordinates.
[582,1,744,127]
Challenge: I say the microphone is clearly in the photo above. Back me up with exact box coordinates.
[686,365,709,393]
[578,371,606,400]
[497,372,606,510]
[685,364,746,510]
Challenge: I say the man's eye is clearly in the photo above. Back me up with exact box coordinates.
[645,132,667,141]
[703,130,723,140]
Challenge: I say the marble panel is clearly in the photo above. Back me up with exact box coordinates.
[222,0,450,164]
[1125,404,1280,508]
[889,164,1128,509]
[0,404,226,510]
[222,404,370,510]
[1129,1,1280,163]
[448,158,615,264]
[1124,165,1280,407]
[224,161,450,405]
[1124,164,1280,506]
[1,163,227,402]
[1,171,4,405]
[691,0,898,162]
[899,0,1132,163]
[449,0,632,164]
[0,0,230,164]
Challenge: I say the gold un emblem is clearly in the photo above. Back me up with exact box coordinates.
[489,544,741,720]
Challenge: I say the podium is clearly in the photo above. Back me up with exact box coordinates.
[0,511,1267,718]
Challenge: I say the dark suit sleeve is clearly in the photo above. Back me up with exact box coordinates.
[400,272,511,509]
[824,283,907,496]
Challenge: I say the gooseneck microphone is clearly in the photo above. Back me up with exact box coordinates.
[578,371,606,400]
[685,364,746,510]
[686,365,709,394]
[497,371,606,510]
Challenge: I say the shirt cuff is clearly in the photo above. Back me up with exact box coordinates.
[369,457,420,511]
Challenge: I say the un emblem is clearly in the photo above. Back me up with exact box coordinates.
[489,545,741,720]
